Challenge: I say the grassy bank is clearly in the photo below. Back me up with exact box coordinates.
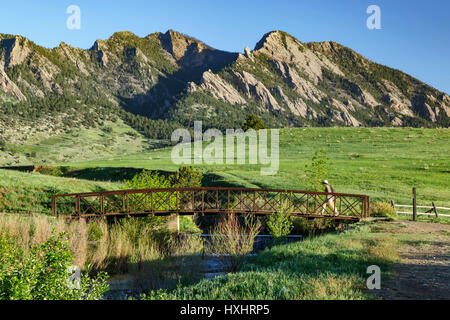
[0,169,122,214]
[146,222,400,300]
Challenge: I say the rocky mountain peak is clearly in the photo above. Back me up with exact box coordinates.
[158,29,212,61]
[0,35,31,68]
[0,29,448,129]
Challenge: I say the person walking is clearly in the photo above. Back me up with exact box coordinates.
[320,180,339,216]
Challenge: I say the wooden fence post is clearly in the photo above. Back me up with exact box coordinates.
[432,202,438,218]
[412,188,417,221]
[390,200,397,215]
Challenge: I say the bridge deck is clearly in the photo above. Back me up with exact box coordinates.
[52,187,370,221]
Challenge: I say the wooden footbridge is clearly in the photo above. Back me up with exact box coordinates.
[51,187,370,221]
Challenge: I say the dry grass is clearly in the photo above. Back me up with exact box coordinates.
[0,213,87,267]
[0,213,205,288]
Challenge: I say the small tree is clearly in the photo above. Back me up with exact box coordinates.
[305,149,332,191]
[169,166,203,187]
[242,114,266,131]
[125,170,171,190]
[267,200,294,245]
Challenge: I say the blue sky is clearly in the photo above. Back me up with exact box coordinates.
[1,0,449,93]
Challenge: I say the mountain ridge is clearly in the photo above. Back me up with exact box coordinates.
[0,29,449,139]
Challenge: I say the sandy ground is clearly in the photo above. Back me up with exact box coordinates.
[371,220,450,300]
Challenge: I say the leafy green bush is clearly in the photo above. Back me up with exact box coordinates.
[266,202,294,245]
[125,170,171,190]
[370,202,397,218]
[0,232,109,300]
[179,216,202,234]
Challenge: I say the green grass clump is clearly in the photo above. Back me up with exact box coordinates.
[370,202,397,218]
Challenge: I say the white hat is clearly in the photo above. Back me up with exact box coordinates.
[322,180,329,184]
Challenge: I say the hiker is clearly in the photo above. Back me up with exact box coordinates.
[320,180,339,216]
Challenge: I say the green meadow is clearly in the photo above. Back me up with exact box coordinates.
[58,127,449,206]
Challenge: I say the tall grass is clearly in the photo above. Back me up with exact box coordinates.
[208,214,262,272]
[0,214,88,267]
[0,213,205,293]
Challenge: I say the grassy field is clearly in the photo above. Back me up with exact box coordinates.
[59,127,450,206]
[144,219,449,300]
[0,169,121,214]
[1,127,448,215]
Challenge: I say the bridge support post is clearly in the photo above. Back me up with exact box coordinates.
[166,214,180,234]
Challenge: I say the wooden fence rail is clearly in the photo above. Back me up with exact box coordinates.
[391,200,450,218]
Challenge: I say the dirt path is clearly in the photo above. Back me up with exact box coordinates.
[371,220,450,300]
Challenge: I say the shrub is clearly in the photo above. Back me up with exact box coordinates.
[208,214,262,272]
[102,126,113,134]
[169,166,203,188]
[242,114,266,131]
[179,216,202,234]
[125,170,171,190]
[0,232,109,300]
[266,201,294,245]
[370,202,397,218]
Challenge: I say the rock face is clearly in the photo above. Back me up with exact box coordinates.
[188,70,246,105]
[0,65,26,101]
[0,29,448,128]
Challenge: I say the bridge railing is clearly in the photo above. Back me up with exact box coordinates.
[52,187,370,220]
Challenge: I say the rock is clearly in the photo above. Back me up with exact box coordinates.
[1,36,31,68]
[190,70,247,105]
[0,64,26,101]
[232,71,283,112]
[244,46,251,57]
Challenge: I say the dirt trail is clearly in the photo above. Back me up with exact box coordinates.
[371,220,450,300]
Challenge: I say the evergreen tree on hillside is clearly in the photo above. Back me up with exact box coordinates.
[242,114,266,131]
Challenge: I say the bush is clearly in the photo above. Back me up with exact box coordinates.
[370,202,397,218]
[102,126,113,134]
[125,170,172,190]
[208,214,262,272]
[0,232,109,300]
[179,216,202,234]
[266,202,293,245]
[169,166,203,188]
